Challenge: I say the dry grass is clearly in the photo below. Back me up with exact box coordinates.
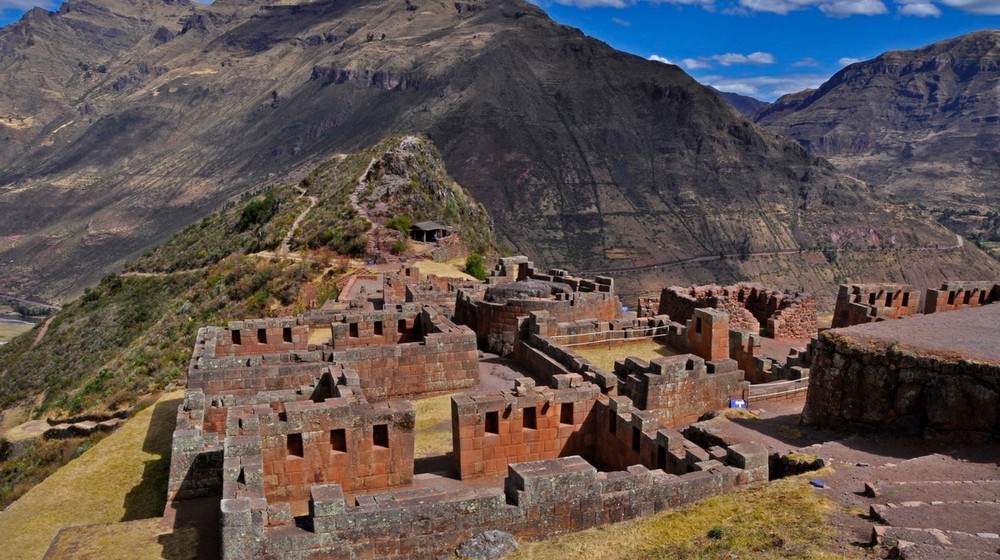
[411,259,477,281]
[44,519,198,560]
[572,340,679,372]
[413,392,455,458]
[308,326,332,345]
[0,319,33,345]
[0,391,183,560]
[511,470,855,560]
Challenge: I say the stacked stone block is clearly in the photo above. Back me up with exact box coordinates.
[687,308,730,362]
[832,283,920,328]
[455,284,621,355]
[259,399,415,503]
[924,281,999,314]
[658,283,817,339]
[803,306,1000,442]
[451,376,599,479]
[228,443,767,560]
[212,317,310,357]
[616,353,748,427]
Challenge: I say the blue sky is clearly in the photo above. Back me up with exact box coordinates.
[1,0,999,100]
[538,0,1000,99]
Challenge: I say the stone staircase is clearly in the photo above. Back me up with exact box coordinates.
[866,473,1000,558]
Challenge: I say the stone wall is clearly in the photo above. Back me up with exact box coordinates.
[658,285,759,333]
[831,283,920,328]
[325,310,478,400]
[189,308,479,402]
[616,354,749,428]
[258,399,415,504]
[924,281,999,314]
[455,287,621,355]
[658,283,817,339]
[802,329,1000,442]
[211,317,311,357]
[451,377,599,479]
[686,308,730,361]
[220,443,768,560]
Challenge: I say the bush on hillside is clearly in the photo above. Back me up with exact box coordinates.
[465,253,488,281]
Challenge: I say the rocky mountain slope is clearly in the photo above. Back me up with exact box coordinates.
[716,89,768,117]
[0,0,996,304]
[756,31,1000,229]
[0,134,492,507]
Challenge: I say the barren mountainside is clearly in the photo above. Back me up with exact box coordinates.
[756,30,1000,217]
[0,0,996,304]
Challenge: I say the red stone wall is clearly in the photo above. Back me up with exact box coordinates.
[260,400,415,504]
[729,329,766,384]
[658,284,817,339]
[924,281,999,314]
[452,378,599,480]
[455,289,622,355]
[617,353,749,428]
[188,362,329,400]
[213,319,310,357]
[686,308,729,362]
[832,283,920,328]
[328,327,479,400]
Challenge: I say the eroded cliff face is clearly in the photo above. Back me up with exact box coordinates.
[756,31,1000,216]
[0,0,994,302]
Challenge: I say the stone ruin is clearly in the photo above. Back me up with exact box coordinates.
[455,256,621,355]
[803,303,1000,443]
[924,281,1000,314]
[166,259,1000,558]
[655,283,818,340]
[832,283,922,328]
[513,308,784,425]
[167,256,775,559]
[636,283,818,386]
[831,281,1000,328]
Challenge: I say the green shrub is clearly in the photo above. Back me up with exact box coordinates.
[238,192,278,231]
[465,253,488,280]
[385,215,413,233]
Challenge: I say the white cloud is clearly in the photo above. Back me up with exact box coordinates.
[819,0,888,15]
[791,57,821,67]
[714,51,776,65]
[896,0,942,15]
[552,0,717,7]
[697,73,828,101]
[737,0,817,14]
[0,0,56,10]
[682,57,713,69]
[838,57,863,65]
[681,51,776,69]
[611,16,632,25]
[737,0,888,14]
[649,54,674,64]
[939,0,1000,14]
[649,0,716,5]
[552,0,631,8]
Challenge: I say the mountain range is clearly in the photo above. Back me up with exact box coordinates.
[753,30,1000,244]
[0,0,996,305]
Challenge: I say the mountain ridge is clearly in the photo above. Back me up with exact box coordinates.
[0,0,996,303]
[756,29,1000,223]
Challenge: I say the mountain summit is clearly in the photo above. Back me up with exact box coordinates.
[0,0,995,301]
[756,30,1000,215]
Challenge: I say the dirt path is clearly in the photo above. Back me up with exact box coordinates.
[31,316,54,347]
[579,235,968,277]
[278,186,318,257]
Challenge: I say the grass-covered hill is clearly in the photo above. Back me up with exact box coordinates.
[0,135,494,507]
